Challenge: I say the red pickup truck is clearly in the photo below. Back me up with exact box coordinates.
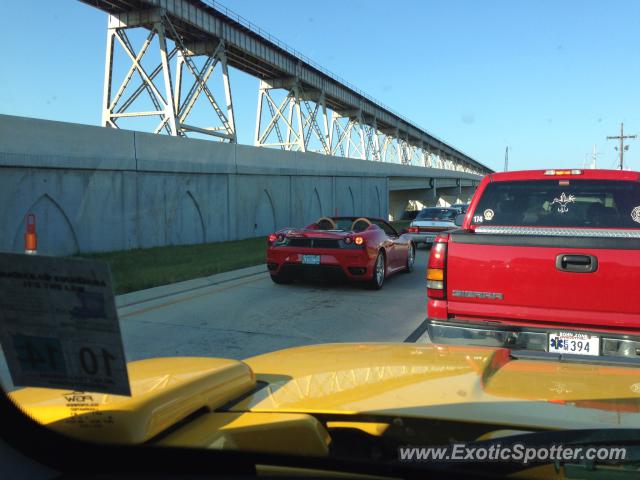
[427,169,640,358]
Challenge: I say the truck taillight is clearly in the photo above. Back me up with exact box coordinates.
[427,234,448,299]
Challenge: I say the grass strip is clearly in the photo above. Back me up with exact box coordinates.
[83,237,266,295]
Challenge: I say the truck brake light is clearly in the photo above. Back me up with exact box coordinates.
[427,234,448,299]
[544,169,582,175]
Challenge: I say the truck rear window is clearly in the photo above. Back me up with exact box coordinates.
[471,180,640,228]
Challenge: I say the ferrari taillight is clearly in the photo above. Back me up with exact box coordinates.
[427,234,448,299]
[343,236,365,249]
[267,233,286,246]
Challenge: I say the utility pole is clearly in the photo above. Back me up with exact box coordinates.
[607,122,636,170]
[504,146,509,172]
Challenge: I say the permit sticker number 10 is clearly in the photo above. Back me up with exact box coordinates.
[0,253,131,396]
[12,335,117,378]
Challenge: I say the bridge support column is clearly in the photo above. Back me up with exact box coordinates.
[389,187,449,220]
[460,186,476,202]
[255,78,330,153]
[398,134,410,165]
[102,12,179,135]
[435,184,476,206]
[329,109,368,159]
[174,40,236,141]
[369,118,382,161]
[389,190,413,220]
[101,9,236,141]
[379,127,400,163]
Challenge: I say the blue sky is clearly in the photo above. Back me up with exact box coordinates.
[1,0,640,172]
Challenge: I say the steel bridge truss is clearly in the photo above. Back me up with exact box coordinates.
[254,79,329,153]
[254,78,469,169]
[102,9,236,141]
[99,6,480,173]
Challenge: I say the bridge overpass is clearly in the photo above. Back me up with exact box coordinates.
[79,0,492,176]
[1,2,492,255]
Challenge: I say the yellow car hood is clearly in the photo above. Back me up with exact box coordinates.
[8,342,640,452]
[232,343,640,430]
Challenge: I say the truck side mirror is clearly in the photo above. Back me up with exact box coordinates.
[454,213,465,227]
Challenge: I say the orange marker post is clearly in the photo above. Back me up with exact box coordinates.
[24,214,37,255]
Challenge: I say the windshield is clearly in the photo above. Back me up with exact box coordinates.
[2,0,640,476]
[416,208,457,220]
[471,180,640,228]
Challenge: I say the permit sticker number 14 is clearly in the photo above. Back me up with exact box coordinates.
[0,253,131,396]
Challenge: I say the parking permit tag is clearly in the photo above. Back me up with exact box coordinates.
[0,253,131,396]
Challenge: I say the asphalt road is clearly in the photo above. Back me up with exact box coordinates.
[0,247,431,391]
[118,246,431,362]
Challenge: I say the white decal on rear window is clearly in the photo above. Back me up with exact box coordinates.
[473,215,483,223]
[483,209,494,221]
[632,206,640,223]
[551,192,575,213]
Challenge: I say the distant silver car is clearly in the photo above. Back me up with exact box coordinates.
[407,207,458,245]
[450,203,470,214]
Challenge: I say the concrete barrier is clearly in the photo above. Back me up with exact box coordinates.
[0,115,392,255]
[0,114,482,255]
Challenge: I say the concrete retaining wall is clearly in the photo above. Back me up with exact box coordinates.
[0,115,390,255]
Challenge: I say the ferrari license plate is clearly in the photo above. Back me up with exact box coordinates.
[548,332,600,356]
[301,254,320,265]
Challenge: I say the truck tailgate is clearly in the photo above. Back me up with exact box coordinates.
[447,232,640,329]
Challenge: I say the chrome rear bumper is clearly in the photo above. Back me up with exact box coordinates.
[406,233,438,244]
[427,320,640,359]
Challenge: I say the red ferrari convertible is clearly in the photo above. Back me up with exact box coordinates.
[266,216,416,289]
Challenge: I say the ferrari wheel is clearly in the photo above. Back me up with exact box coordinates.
[367,252,385,290]
[270,274,292,285]
[403,244,415,273]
